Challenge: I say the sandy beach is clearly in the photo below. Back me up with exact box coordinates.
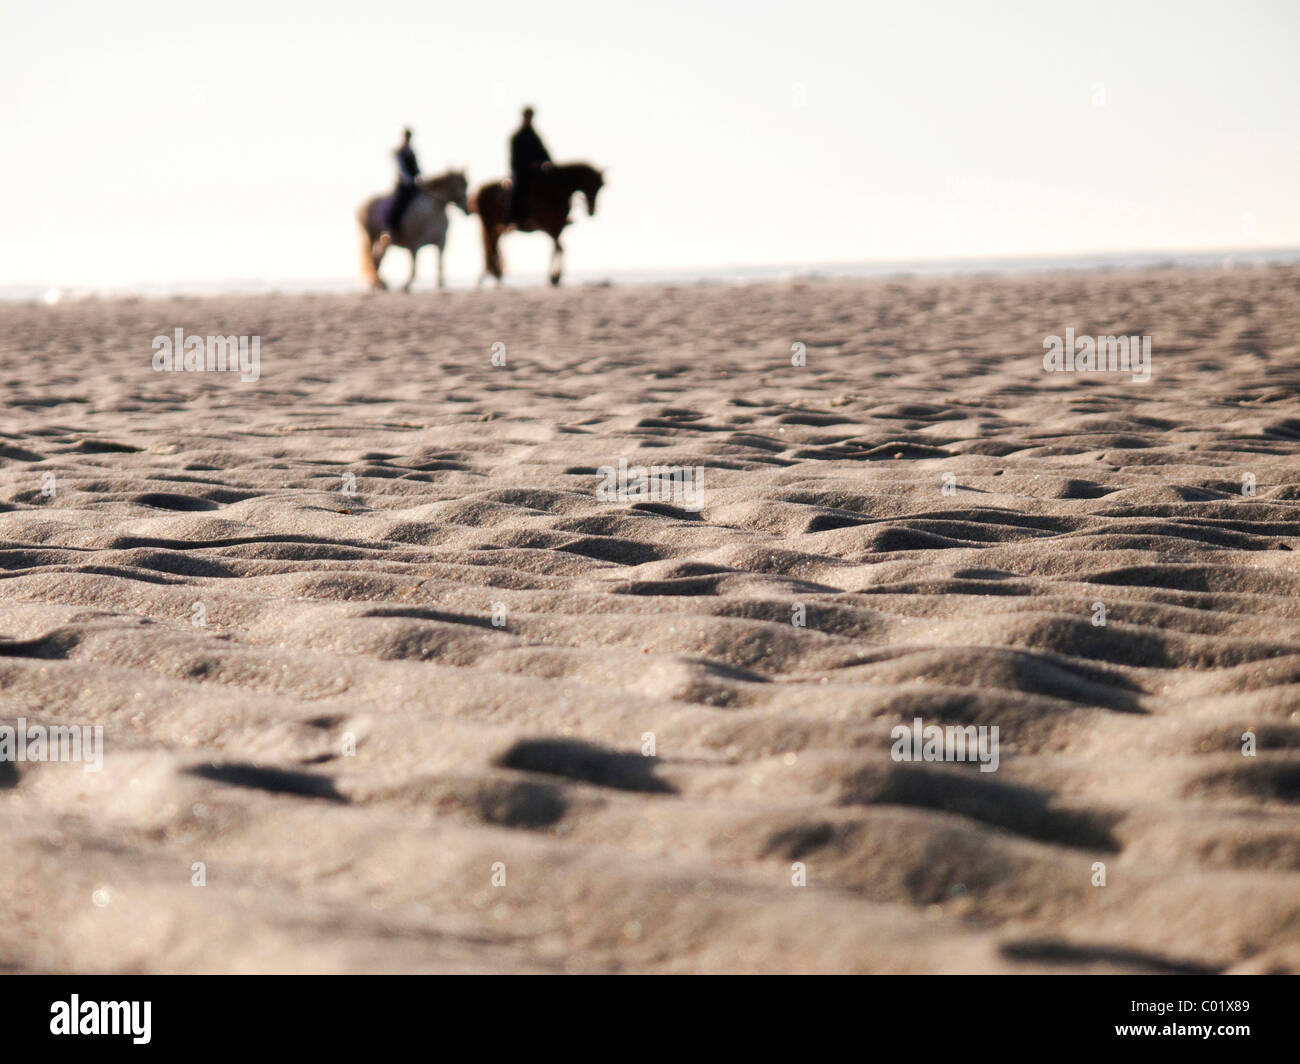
[2,265,1299,974]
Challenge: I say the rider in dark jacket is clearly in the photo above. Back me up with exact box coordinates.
[384,128,421,237]
[509,107,551,226]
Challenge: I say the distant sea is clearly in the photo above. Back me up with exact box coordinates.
[5,247,1300,304]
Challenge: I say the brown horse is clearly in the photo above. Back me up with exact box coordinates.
[470,162,604,286]
[357,170,470,292]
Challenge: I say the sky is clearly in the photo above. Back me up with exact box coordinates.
[2,0,1298,289]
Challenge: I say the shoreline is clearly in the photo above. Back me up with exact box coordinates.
[6,245,1300,307]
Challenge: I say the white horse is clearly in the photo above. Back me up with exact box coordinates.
[357,170,469,292]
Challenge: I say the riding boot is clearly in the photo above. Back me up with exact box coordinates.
[509,175,530,227]
[387,183,415,237]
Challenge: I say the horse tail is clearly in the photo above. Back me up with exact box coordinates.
[357,205,385,290]
[473,184,505,282]
[481,214,503,281]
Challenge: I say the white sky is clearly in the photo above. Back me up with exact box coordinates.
[2,0,1298,288]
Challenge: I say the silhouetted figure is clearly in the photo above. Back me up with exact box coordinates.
[509,107,551,226]
[384,128,421,237]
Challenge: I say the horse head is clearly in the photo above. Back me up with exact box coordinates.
[426,170,470,214]
[577,164,604,217]
[446,170,470,214]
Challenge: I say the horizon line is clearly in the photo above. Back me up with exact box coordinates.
[8,244,1300,304]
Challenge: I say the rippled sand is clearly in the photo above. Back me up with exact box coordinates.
[2,266,1299,973]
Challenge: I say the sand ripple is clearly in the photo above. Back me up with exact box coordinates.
[2,268,1299,972]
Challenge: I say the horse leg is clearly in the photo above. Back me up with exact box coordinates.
[437,245,446,290]
[404,247,417,294]
[549,238,564,287]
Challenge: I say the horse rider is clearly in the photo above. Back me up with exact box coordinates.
[509,106,551,227]
[383,127,421,239]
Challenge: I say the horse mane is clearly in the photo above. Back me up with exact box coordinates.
[419,169,463,192]
[551,161,599,180]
